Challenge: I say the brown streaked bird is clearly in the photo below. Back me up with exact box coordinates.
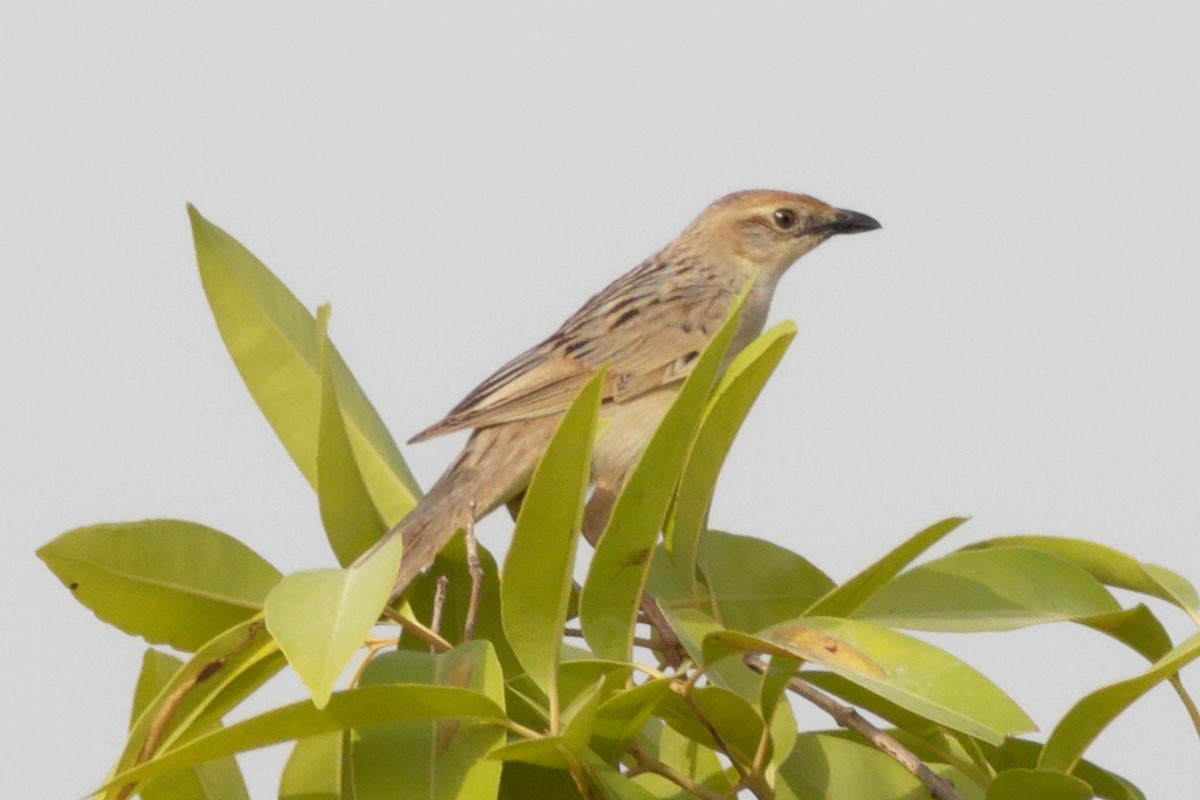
[363,190,880,597]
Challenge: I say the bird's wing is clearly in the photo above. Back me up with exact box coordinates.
[408,274,736,443]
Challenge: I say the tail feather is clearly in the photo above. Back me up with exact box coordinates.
[361,417,558,601]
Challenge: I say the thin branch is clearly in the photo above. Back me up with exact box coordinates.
[430,574,450,645]
[464,503,484,642]
[381,606,452,653]
[744,655,962,800]
[629,742,724,800]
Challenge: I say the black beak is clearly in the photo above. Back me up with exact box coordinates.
[827,208,881,234]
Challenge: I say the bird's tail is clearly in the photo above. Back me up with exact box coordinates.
[358,418,556,601]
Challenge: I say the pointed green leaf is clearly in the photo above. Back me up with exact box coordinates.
[655,684,765,766]
[585,753,661,800]
[265,534,403,708]
[807,517,968,618]
[591,678,675,761]
[37,520,281,651]
[489,737,573,770]
[986,769,1091,800]
[314,305,387,565]
[502,369,604,716]
[187,206,418,524]
[854,546,1120,631]
[131,650,188,725]
[781,617,1034,744]
[99,684,506,797]
[279,731,349,800]
[971,535,1200,620]
[632,721,735,799]
[1076,604,1173,662]
[1039,631,1200,772]
[983,738,1144,800]
[352,641,505,800]
[582,292,747,661]
[666,321,796,591]
[562,677,606,755]
[700,530,833,632]
[131,650,251,800]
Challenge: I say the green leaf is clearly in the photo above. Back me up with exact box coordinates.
[109,618,285,799]
[315,304,386,566]
[1039,631,1200,772]
[632,721,734,799]
[502,369,604,722]
[264,534,403,708]
[99,684,507,797]
[700,530,833,633]
[352,641,505,800]
[1076,604,1173,662]
[187,205,419,524]
[582,291,747,661]
[854,546,1120,631]
[585,753,662,800]
[131,649,187,725]
[806,517,968,618]
[489,737,573,770]
[562,678,607,755]
[971,535,1200,619]
[37,520,281,651]
[983,738,1144,800]
[655,685,765,766]
[776,733,945,800]
[131,650,251,800]
[701,627,884,678]
[985,769,1091,800]
[665,321,797,591]
[498,762,581,800]
[781,617,1034,744]
[591,678,675,761]
[279,731,350,800]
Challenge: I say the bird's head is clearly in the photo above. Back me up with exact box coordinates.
[683,190,880,279]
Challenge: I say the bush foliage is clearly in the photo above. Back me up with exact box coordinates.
[39,208,1200,799]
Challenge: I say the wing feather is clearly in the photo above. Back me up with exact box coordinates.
[409,260,738,443]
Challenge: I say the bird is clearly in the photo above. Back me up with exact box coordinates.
[363,190,880,598]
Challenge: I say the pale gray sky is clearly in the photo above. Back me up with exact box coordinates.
[4,4,1198,798]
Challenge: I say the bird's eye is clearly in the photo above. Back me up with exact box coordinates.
[772,208,797,230]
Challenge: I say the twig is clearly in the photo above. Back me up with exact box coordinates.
[430,574,450,646]
[628,742,724,800]
[381,606,452,653]
[743,655,961,800]
[464,502,484,642]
